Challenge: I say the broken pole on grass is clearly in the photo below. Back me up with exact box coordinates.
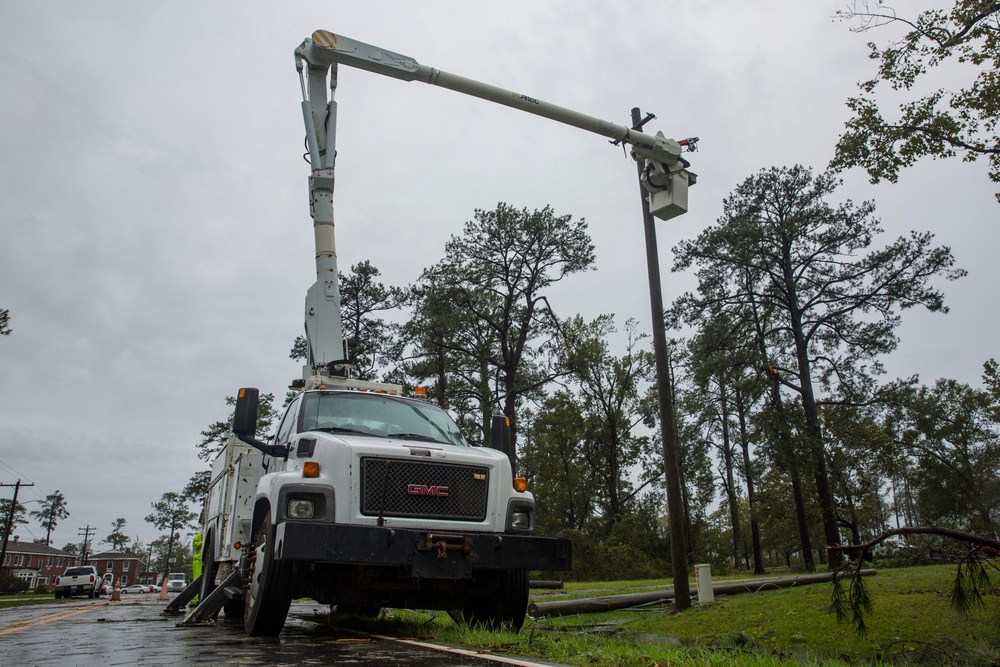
[527,570,876,618]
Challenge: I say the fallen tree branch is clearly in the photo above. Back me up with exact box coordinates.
[830,525,1000,636]
[829,526,1000,556]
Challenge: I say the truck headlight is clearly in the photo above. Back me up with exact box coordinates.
[505,500,535,532]
[287,498,315,519]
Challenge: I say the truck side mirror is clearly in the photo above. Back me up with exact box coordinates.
[233,388,260,437]
[490,415,515,472]
[231,388,286,458]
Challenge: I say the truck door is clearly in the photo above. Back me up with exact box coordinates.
[266,396,301,471]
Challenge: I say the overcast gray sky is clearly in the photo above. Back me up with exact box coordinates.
[1,1,994,553]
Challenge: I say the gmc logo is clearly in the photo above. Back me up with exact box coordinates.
[407,484,449,497]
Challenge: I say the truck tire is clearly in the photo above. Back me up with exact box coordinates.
[243,513,292,636]
[463,569,529,632]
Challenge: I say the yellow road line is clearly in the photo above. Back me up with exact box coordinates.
[0,602,107,635]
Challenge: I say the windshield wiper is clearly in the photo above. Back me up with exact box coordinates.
[315,426,370,436]
[386,432,447,444]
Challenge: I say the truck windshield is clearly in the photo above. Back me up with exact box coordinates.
[299,392,470,447]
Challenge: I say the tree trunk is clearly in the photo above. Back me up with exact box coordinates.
[781,240,842,568]
[718,376,742,568]
[479,360,492,446]
[768,379,815,572]
[746,267,813,571]
[435,347,448,408]
[735,386,765,575]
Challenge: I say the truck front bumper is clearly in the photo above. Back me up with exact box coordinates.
[273,521,571,578]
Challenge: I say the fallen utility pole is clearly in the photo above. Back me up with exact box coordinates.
[527,570,876,618]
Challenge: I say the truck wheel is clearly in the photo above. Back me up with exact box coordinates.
[463,569,529,632]
[243,513,292,637]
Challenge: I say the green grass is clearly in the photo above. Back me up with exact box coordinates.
[0,594,64,609]
[336,565,1000,666]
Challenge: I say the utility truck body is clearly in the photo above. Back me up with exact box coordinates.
[180,26,696,637]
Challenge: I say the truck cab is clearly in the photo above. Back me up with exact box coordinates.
[200,384,570,636]
[166,573,187,593]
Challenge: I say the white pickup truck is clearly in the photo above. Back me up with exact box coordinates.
[54,565,101,599]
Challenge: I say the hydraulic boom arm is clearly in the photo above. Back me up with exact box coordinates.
[293,29,696,389]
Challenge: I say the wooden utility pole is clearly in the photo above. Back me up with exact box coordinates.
[0,480,34,579]
[631,107,690,611]
[77,525,95,565]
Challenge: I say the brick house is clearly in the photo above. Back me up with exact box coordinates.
[0,536,76,591]
[87,549,150,588]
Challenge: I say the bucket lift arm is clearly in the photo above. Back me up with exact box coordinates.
[293,30,696,388]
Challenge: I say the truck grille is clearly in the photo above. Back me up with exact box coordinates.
[360,457,489,521]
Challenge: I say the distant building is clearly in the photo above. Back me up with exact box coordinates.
[87,549,151,588]
[1,536,76,591]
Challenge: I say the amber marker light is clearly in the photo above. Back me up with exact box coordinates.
[303,461,320,478]
[513,477,527,492]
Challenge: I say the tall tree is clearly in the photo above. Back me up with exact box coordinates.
[832,1,1000,201]
[103,517,130,551]
[684,316,752,569]
[404,277,498,441]
[559,315,656,528]
[0,498,27,540]
[339,260,407,381]
[519,392,602,535]
[732,380,767,574]
[29,490,69,546]
[144,492,196,581]
[674,165,965,566]
[0,308,10,336]
[822,404,894,546]
[889,378,1000,536]
[415,203,595,448]
[149,535,193,575]
[981,357,1000,417]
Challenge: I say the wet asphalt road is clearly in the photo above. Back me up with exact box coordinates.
[1,595,551,667]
